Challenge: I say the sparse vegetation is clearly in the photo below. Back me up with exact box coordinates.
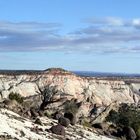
[106,103,140,138]
[9,92,23,104]
[44,110,52,118]
[38,85,58,110]
[64,99,79,114]
[63,99,82,125]
[37,84,65,110]
[82,119,92,128]
[106,103,140,127]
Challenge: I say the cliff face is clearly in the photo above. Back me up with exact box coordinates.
[0,69,140,114]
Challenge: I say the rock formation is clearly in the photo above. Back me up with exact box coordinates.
[0,68,140,116]
[0,108,115,140]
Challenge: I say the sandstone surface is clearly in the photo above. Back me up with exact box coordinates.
[0,68,140,116]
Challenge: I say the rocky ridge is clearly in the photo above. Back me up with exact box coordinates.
[0,68,140,116]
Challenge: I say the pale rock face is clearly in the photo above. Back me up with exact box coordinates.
[0,108,116,140]
[131,83,140,94]
[0,70,140,115]
[13,82,38,97]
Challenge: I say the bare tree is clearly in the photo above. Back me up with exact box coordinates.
[38,85,59,110]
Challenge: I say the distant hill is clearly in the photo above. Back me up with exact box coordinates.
[0,68,140,78]
[74,71,140,78]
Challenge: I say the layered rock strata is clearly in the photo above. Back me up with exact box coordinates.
[0,68,140,116]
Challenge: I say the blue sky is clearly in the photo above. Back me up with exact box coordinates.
[0,0,140,73]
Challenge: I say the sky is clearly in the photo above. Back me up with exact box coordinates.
[0,0,140,73]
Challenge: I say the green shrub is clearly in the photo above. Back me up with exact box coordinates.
[9,92,23,104]
[82,119,92,128]
[135,126,140,138]
[44,110,52,118]
[64,100,79,115]
[131,121,140,138]
[106,110,120,124]
[106,103,140,137]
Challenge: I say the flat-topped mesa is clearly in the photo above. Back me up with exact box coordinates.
[43,68,74,75]
[0,68,74,76]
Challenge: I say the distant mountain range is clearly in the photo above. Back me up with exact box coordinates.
[73,71,140,78]
[0,69,140,78]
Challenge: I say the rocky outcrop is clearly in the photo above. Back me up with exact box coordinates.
[0,108,116,140]
[91,102,119,124]
[0,68,140,116]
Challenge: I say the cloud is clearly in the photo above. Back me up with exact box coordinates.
[0,21,65,51]
[84,17,125,26]
[132,19,140,28]
[0,18,140,54]
[0,21,61,31]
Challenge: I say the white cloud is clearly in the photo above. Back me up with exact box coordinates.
[0,18,140,54]
[132,19,140,28]
[85,17,124,26]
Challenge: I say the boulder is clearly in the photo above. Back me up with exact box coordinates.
[50,124,65,136]
[52,111,63,120]
[58,117,70,127]
[123,127,137,140]
[64,112,76,125]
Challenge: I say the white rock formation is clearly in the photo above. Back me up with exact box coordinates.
[0,108,116,140]
[0,69,140,115]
